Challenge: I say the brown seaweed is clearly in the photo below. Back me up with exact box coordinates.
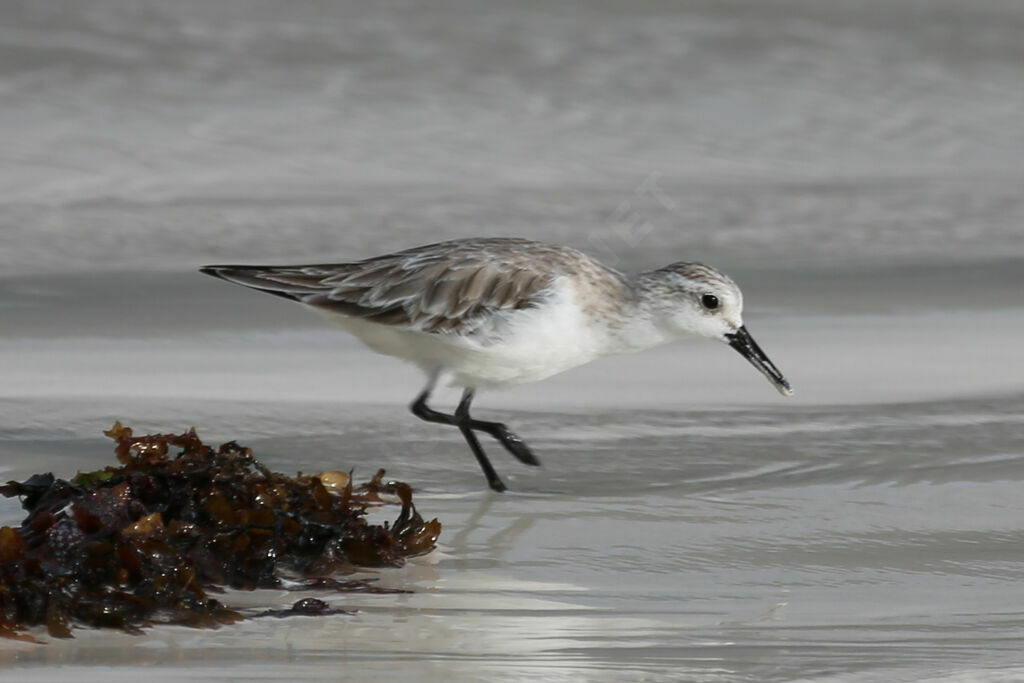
[0,423,441,642]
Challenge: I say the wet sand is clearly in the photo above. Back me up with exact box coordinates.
[4,0,1024,679]
[2,271,1024,681]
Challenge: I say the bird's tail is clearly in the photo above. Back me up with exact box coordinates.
[199,264,356,302]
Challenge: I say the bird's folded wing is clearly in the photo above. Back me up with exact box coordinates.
[206,251,556,335]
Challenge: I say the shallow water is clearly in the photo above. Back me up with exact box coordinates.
[3,1,1024,681]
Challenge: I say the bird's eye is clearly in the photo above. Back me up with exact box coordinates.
[701,294,720,310]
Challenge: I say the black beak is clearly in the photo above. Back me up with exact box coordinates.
[725,326,793,397]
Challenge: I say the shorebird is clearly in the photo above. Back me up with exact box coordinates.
[201,237,792,492]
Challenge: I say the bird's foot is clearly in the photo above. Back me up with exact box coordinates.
[488,425,541,467]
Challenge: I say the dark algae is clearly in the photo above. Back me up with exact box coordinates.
[0,423,441,642]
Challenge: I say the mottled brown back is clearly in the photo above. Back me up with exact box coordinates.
[201,238,612,335]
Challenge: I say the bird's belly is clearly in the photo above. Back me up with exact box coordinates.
[312,295,604,388]
[446,336,599,388]
[448,298,606,387]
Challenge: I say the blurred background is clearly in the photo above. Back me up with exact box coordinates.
[3,0,1023,274]
[1,1,1023,680]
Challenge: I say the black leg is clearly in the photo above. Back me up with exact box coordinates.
[411,386,540,467]
[411,387,456,425]
[454,390,507,492]
[468,420,540,467]
[410,386,507,491]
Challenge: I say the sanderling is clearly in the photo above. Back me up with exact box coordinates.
[201,237,792,491]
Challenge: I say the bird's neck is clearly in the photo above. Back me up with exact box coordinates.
[593,270,679,356]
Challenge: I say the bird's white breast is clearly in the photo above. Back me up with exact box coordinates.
[312,278,607,388]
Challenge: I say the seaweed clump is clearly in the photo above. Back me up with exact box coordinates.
[0,423,440,642]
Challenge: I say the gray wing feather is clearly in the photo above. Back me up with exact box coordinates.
[201,239,562,335]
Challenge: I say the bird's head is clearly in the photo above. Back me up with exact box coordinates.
[644,262,793,397]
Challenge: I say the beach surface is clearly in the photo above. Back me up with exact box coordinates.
[2,1,1024,680]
